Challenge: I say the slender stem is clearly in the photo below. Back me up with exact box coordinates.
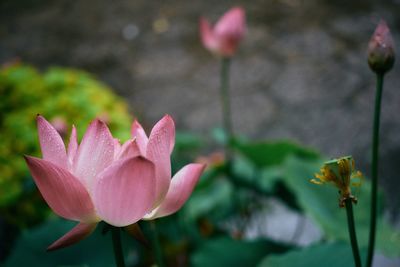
[219,57,233,163]
[111,227,126,267]
[345,199,362,267]
[150,221,165,267]
[366,72,384,267]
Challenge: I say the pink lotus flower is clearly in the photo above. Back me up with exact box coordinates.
[25,115,205,250]
[200,7,246,57]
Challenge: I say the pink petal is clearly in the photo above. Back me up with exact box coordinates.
[67,125,78,166]
[148,115,175,154]
[200,17,218,52]
[47,222,97,251]
[116,139,141,160]
[145,163,205,219]
[24,156,96,222]
[113,138,122,159]
[37,115,68,170]
[131,120,149,155]
[214,7,246,38]
[214,7,246,56]
[147,115,175,205]
[94,156,156,227]
[73,119,115,191]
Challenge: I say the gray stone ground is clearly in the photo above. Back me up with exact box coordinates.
[1,0,400,261]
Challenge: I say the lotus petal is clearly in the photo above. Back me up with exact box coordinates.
[116,139,141,160]
[24,156,96,222]
[94,156,156,227]
[37,115,68,169]
[131,120,148,155]
[47,222,97,251]
[147,115,175,205]
[200,17,218,52]
[67,125,78,166]
[145,163,205,219]
[73,119,115,191]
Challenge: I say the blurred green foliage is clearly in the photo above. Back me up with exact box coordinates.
[191,237,291,267]
[181,137,400,265]
[4,219,139,267]
[258,242,366,267]
[279,156,400,257]
[0,63,132,227]
[1,66,399,266]
[233,140,320,169]
[4,131,400,266]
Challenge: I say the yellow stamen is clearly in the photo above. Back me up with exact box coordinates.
[311,156,363,207]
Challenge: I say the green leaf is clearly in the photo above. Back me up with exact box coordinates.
[228,155,282,196]
[4,219,138,267]
[280,156,400,257]
[183,178,234,222]
[174,132,203,150]
[258,242,366,267]
[211,127,227,145]
[234,140,320,169]
[258,167,283,192]
[191,237,291,267]
[172,131,203,171]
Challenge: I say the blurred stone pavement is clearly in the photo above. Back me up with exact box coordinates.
[1,0,400,217]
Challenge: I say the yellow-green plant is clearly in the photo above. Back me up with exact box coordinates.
[0,63,132,227]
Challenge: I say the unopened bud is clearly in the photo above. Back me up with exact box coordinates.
[368,20,395,74]
[200,7,246,57]
[50,116,68,138]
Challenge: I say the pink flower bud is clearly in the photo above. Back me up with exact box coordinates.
[200,7,246,57]
[368,20,395,74]
[50,116,68,139]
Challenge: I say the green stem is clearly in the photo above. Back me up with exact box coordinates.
[219,57,233,163]
[150,221,165,267]
[111,227,125,267]
[345,199,362,267]
[366,72,384,267]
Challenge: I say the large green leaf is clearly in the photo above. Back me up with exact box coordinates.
[234,140,319,169]
[229,155,283,196]
[172,131,203,170]
[258,242,366,267]
[183,178,235,222]
[191,237,291,267]
[281,156,400,256]
[4,218,138,267]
